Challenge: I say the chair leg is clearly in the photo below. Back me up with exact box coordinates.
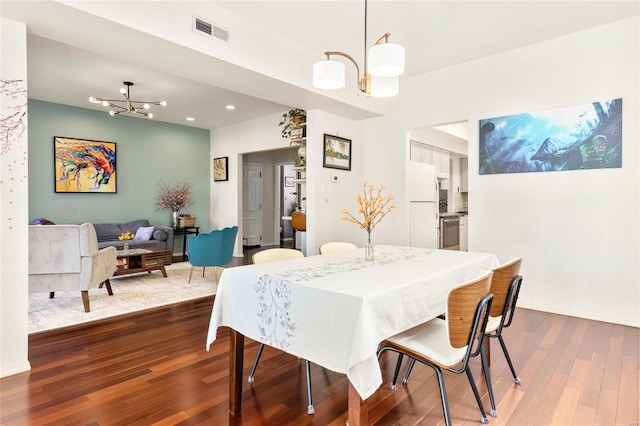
[305,359,315,414]
[430,365,453,426]
[81,291,90,313]
[390,353,404,390]
[248,343,265,383]
[402,358,417,385]
[480,344,497,417]
[49,292,55,299]
[465,368,489,424]
[498,334,521,384]
[202,266,205,278]
[103,279,114,296]
[188,267,194,283]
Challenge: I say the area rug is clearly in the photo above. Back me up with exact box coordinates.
[28,262,218,334]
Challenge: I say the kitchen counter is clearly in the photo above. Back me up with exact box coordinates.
[440,212,465,217]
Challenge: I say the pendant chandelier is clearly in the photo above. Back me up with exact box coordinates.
[312,0,405,97]
[89,81,167,118]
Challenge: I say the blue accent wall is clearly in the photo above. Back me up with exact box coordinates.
[28,100,211,231]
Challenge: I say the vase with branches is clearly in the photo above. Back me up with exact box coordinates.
[342,181,395,261]
[156,179,194,228]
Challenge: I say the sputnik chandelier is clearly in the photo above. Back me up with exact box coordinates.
[312,0,405,97]
[89,81,167,118]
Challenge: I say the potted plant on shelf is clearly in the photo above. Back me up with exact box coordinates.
[278,108,306,139]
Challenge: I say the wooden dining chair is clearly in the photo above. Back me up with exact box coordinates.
[377,272,495,426]
[248,248,317,414]
[291,211,306,250]
[479,258,523,414]
[318,241,357,254]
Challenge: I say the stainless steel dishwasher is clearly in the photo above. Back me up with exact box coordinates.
[440,215,460,250]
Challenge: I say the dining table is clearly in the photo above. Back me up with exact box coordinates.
[206,245,500,425]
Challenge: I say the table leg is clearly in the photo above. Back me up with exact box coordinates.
[182,232,188,261]
[348,381,367,426]
[229,329,244,415]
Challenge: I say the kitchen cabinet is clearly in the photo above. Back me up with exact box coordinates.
[459,215,468,251]
[409,141,449,178]
[410,140,423,162]
[461,158,469,192]
[433,147,449,178]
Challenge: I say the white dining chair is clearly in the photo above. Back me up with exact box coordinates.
[318,241,357,255]
[248,248,317,414]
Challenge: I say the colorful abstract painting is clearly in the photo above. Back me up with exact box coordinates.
[479,98,622,174]
[54,137,117,193]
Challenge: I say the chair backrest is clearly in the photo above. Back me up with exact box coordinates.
[489,258,522,318]
[319,242,358,255]
[187,226,238,267]
[29,223,99,274]
[291,211,306,231]
[446,271,493,349]
[252,248,304,264]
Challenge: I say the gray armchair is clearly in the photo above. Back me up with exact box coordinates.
[29,223,118,312]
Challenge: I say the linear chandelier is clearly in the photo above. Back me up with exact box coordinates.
[312,0,405,97]
[89,81,167,118]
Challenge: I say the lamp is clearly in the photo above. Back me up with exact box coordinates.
[89,81,167,118]
[312,0,404,97]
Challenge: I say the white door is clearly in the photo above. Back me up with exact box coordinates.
[243,163,262,246]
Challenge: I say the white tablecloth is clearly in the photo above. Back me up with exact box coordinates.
[206,245,499,399]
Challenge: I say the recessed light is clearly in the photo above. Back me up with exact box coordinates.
[225,105,236,110]
[186,117,195,121]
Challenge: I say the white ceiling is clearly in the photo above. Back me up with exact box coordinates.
[4,1,638,130]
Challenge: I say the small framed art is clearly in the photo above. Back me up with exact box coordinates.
[284,176,295,187]
[54,136,117,193]
[323,134,351,171]
[213,157,229,182]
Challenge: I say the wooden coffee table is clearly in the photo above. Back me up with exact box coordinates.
[114,247,172,277]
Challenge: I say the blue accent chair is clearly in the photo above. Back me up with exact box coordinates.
[186,226,238,283]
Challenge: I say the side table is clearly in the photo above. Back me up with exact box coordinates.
[173,226,200,261]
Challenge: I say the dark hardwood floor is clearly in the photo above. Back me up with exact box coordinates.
[1,249,638,425]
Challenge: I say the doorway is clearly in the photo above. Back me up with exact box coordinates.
[242,163,262,246]
[277,162,297,246]
[242,148,298,248]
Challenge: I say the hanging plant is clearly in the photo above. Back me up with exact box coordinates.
[278,108,306,139]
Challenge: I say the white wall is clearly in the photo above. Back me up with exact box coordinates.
[365,17,640,326]
[1,18,31,377]
[211,110,368,256]
[211,113,286,256]
[305,110,364,254]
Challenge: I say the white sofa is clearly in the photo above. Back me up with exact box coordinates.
[29,223,118,312]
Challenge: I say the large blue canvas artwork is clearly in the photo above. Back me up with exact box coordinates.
[479,98,622,174]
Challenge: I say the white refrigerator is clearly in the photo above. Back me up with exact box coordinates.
[408,162,439,248]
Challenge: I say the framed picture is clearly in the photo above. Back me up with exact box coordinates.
[54,136,117,193]
[323,134,352,171]
[213,156,229,182]
[479,98,622,174]
[284,176,295,187]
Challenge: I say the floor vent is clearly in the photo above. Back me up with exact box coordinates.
[193,15,229,42]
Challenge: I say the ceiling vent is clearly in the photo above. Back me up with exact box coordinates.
[193,15,229,42]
